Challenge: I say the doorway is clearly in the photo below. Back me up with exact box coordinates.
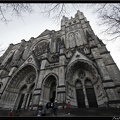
[50,81,56,102]
[43,75,57,103]
[76,80,85,108]
[85,79,98,107]
[16,84,27,110]
[17,94,25,110]
[76,89,85,108]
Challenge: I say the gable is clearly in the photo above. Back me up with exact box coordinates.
[37,29,51,38]
[19,54,39,71]
[67,50,93,66]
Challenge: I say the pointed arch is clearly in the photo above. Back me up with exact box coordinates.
[41,73,59,104]
[75,80,85,108]
[65,59,98,84]
[56,38,61,53]
[20,84,27,93]
[85,78,98,107]
[1,64,38,110]
[75,79,82,89]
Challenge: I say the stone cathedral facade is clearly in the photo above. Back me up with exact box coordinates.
[0,10,120,110]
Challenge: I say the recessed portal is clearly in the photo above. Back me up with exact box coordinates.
[17,84,27,110]
[17,94,25,110]
[85,79,98,107]
[76,80,85,108]
[50,81,56,102]
[43,75,57,103]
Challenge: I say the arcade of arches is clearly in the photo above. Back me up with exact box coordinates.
[0,65,36,110]
[0,61,110,110]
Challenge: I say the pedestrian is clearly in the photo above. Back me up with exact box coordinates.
[53,100,58,116]
[67,101,70,114]
[51,102,53,108]
[8,109,13,116]
[37,105,42,116]
[67,101,70,108]
[46,102,51,109]
[41,105,46,116]
[63,101,65,109]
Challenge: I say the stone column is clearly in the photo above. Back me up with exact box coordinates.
[13,91,20,110]
[32,59,46,109]
[57,49,66,106]
[25,93,31,110]
[59,50,66,86]
[83,85,89,108]
[21,93,28,109]
[28,94,33,110]
[57,85,66,104]
[32,88,41,109]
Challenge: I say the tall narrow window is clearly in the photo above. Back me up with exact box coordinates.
[69,33,75,48]
[56,38,61,53]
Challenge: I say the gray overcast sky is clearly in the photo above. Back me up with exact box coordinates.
[0,3,120,70]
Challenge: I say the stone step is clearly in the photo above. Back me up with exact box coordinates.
[58,108,120,116]
[19,110,36,116]
[20,108,53,116]
[0,109,10,116]
[1,107,120,117]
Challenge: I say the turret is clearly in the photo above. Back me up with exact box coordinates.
[61,15,69,26]
[75,10,86,20]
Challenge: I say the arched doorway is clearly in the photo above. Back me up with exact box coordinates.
[16,83,35,110]
[85,79,98,107]
[1,65,37,110]
[42,75,57,104]
[17,84,27,110]
[76,80,85,108]
[66,60,99,108]
[50,81,56,102]
[26,83,35,110]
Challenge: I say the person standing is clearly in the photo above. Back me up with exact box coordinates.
[8,109,13,116]
[53,100,58,116]
[37,105,42,116]
[67,101,71,115]
[41,105,46,116]
[67,101,70,109]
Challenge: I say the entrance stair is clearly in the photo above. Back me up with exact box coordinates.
[57,107,120,117]
[0,107,120,117]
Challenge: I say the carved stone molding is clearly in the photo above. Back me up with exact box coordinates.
[28,57,32,62]
[26,74,36,84]
[33,41,49,60]
[66,50,72,59]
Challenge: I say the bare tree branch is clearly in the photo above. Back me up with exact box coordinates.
[38,3,83,24]
[88,3,120,41]
[0,3,33,24]
[1,3,119,42]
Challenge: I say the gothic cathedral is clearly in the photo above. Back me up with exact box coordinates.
[0,10,120,110]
